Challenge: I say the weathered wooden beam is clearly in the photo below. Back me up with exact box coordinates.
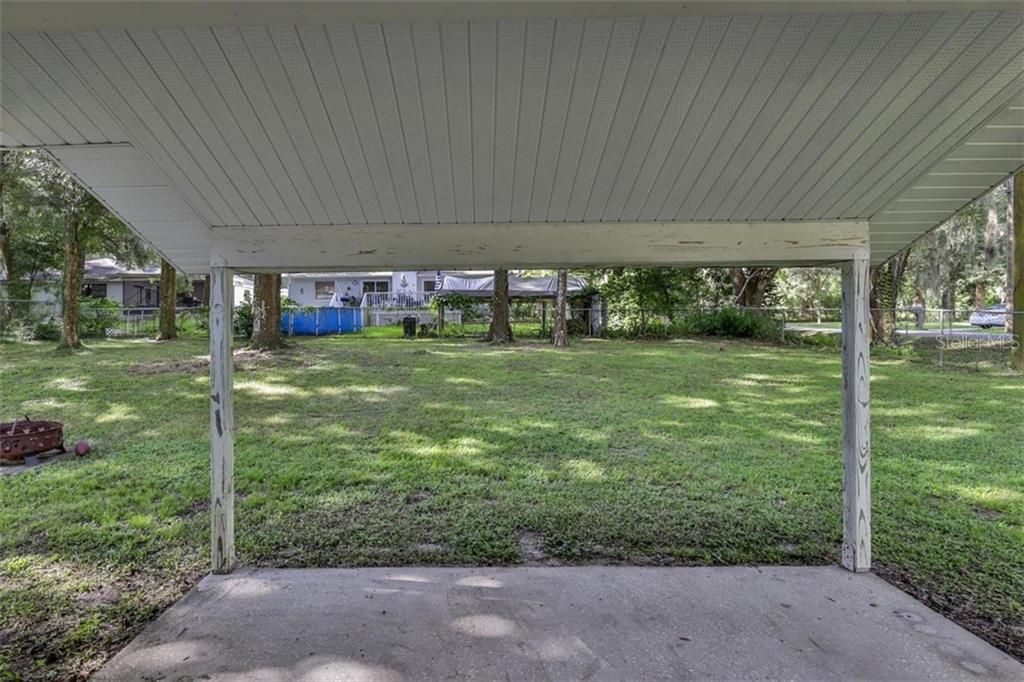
[841,252,871,572]
[210,221,870,271]
[209,267,235,574]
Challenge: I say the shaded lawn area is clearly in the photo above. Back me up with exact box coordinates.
[0,336,1021,679]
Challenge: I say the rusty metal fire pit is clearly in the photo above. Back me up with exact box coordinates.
[0,416,66,464]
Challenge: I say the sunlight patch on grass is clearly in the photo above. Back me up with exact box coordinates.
[564,459,606,481]
[445,376,486,386]
[317,384,409,401]
[236,380,309,397]
[947,484,1021,509]
[660,395,719,409]
[48,377,88,392]
[904,424,982,441]
[388,432,490,459]
[95,403,139,424]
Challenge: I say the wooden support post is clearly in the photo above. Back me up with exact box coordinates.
[209,267,235,574]
[841,252,871,572]
[1011,170,1022,371]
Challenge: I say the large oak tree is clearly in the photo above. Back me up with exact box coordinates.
[552,270,569,347]
[486,268,513,343]
[250,273,284,350]
[156,259,178,340]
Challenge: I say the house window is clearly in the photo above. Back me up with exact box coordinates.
[315,281,335,299]
[422,280,437,292]
[82,283,107,298]
[362,280,390,294]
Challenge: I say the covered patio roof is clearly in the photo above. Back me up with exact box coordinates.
[2,0,1021,587]
[3,0,1022,273]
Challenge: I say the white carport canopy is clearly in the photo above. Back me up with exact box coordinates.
[440,273,588,298]
[3,0,1022,574]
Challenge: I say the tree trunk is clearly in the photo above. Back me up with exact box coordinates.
[974,192,999,310]
[0,163,10,327]
[1012,170,1023,370]
[487,268,513,343]
[156,259,178,340]
[552,270,569,347]
[202,274,211,306]
[868,250,910,344]
[730,267,778,307]
[973,282,986,310]
[0,152,16,286]
[250,273,284,350]
[57,210,83,350]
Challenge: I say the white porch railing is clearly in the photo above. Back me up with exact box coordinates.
[359,291,437,309]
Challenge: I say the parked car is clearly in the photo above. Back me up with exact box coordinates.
[968,304,1007,329]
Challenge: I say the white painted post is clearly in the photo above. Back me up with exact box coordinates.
[841,253,871,572]
[209,267,235,574]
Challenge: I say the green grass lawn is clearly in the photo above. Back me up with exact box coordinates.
[0,335,1021,678]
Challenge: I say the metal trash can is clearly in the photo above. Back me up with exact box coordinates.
[402,316,417,338]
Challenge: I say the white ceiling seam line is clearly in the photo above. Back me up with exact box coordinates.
[7,32,129,143]
[845,27,1024,216]
[727,12,888,221]
[188,26,309,226]
[44,31,224,226]
[42,147,209,273]
[129,27,280,226]
[88,29,246,225]
[789,11,985,220]
[689,13,820,220]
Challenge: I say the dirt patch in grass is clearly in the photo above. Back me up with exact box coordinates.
[517,529,561,566]
[0,563,204,681]
[972,507,1004,521]
[875,563,1024,661]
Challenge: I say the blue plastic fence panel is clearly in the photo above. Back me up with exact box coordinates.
[281,307,362,335]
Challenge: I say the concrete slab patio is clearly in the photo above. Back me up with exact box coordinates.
[97,566,1022,681]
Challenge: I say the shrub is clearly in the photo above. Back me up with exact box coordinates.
[678,307,780,341]
[33,320,61,341]
[234,301,253,338]
[78,297,122,338]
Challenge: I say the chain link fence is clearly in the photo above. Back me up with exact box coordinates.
[0,299,207,341]
[3,296,1020,372]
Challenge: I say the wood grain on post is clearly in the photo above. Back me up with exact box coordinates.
[209,267,235,574]
[1012,170,1022,371]
[841,253,871,572]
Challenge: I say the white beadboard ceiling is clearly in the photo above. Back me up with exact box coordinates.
[2,8,1023,272]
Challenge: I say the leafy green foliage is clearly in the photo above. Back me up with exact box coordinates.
[678,307,782,340]
[588,267,731,322]
[78,297,122,338]
[233,301,253,338]
[604,307,781,341]
[906,183,1011,309]
[432,291,478,316]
